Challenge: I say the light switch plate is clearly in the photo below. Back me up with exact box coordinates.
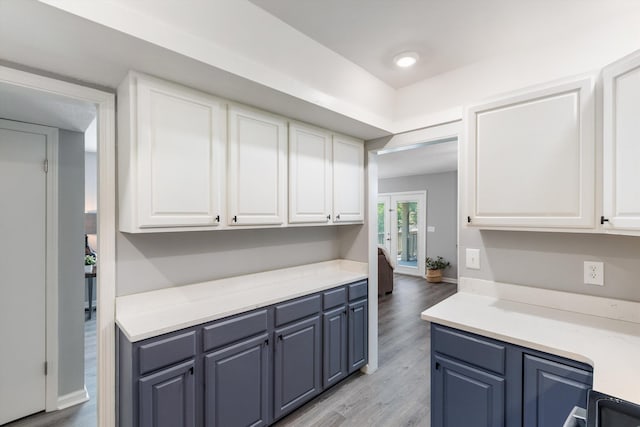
[466,248,480,270]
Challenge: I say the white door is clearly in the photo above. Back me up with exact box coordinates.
[228,105,287,226]
[602,50,640,233]
[0,120,48,424]
[288,122,332,224]
[377,196,391,252]
[333,135,364,223]
[378,192,427,277]
[136,75,226,228]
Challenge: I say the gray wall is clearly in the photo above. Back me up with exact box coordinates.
[379,171,458,279]
[57,129,85,396]
[116,226,342,296]
[460,229,640,302]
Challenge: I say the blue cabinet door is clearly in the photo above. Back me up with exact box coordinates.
[523,354,592,427]
[432,354,505,427]
[323,306,348,388]
[138,359,196,427]
[204,333,270,427]
[273,315,322,420]
[348,299,368,373]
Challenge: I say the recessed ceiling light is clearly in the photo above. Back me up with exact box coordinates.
[393,51,419,68]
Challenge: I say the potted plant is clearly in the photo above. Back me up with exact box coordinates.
[425,256,450,283]
[84,254,96,274]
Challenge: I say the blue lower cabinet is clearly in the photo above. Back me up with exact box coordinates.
[431,324,593,427]
[139,359,196,427]
[432,355,505,427]
[204,334,270,427]
[348,299,368,373]
[323,306,348,388]
[523,354,593,427]
[273,315,322,420]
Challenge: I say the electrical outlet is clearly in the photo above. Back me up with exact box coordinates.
[466,248,480,270]
[584,261,604,286]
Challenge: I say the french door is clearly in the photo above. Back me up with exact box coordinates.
[377,192,426,277]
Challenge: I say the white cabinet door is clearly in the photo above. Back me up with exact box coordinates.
[333,135,364,223]
[125,73,226,230]
[466,77,595,229]
[602,50,640,233]
[228,105,287,226]
[289,122,332,224]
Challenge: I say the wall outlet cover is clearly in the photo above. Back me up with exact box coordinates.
[584,261,604,286]
[427,226,435,232]
[466,248,480,270]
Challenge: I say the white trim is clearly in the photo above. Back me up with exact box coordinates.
[45,126,59,412]
[363,151,378,374]
[440,277,458,285]
[0,65,117,427]
[57,387,90,410]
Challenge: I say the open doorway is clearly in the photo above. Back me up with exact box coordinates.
[0,81,98,426]
[375,137,459,290]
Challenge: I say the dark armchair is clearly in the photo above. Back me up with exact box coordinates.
[378,246,395,296]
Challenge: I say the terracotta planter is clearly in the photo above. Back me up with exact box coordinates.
[426,269,442,283]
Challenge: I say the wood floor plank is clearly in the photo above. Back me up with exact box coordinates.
[275,274,456,427]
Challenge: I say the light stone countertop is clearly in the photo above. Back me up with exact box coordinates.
[421,277,640,404]
[116,259,368,342]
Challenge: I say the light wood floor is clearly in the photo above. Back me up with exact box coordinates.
[5,314,97,427]
[275,274,457,427]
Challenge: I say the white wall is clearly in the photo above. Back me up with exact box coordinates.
[57,129,85,396]
[394,12,640,132]
[379,171,458,279]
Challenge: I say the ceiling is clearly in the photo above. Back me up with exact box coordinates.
[377,140,457,179]
[0,81,96,133]
[250,0,639,89]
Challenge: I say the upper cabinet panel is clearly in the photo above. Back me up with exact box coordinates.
[289,122,333,224]
[228,105,288,226]
[118,72,226,232]
[333,135,365,223]
[603,50,640,233]
[466,77,595,229]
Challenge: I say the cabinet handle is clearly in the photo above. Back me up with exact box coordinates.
[467,216,471,224]
[189,366,194,375]
[232,215,237,223]
[264,339,269,347]
[278,334,283,341]
[435,362,440,371]
[336,214,341,221]
[215,215,220,223]
[351,307,355,312]
[343,309,347,315]
[601,216,610,225]
[327,214,331,221]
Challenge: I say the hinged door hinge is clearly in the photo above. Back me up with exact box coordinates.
[43,159,48,173]
[44,361,48,376]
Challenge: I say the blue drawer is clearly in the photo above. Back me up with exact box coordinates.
[432,324,506,375]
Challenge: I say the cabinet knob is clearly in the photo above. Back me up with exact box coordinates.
[189,366,194,375]
[264,339,269,347]
[435,362,440,371]
[343,309,347,315]
[327,214,331,221]
[215,215,220,223]
[336,214,341,221]
[232,215,237,223]
[600,216,610,225]
[278,334,283,341]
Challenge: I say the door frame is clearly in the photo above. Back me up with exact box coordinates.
[0,66,116,426]
[0,119,59,413]
[378,191,427,277]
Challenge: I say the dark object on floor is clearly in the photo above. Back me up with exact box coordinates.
[378,246,394,296]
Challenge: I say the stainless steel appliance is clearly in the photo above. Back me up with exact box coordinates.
[586,390,640,427]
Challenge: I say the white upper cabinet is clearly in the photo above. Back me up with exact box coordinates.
[332,134,365,223]
[602,50,640,233]
[466,76,595,229]
[288,122,333,224]
[118,72,226,232]
[227,105,287,226]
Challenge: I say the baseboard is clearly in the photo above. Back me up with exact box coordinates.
[440,277,458,284]
[57,386,89,410]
